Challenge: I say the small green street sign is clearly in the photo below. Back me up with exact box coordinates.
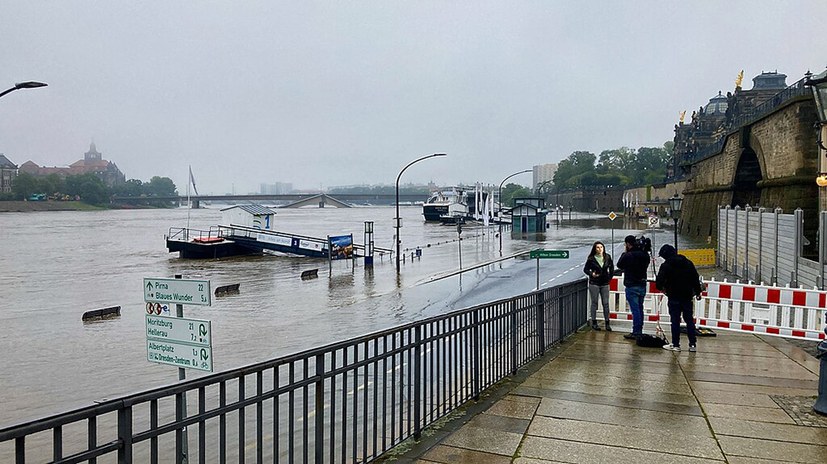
[530,249,569,259]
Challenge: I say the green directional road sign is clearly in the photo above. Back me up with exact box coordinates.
[530,249,569,259]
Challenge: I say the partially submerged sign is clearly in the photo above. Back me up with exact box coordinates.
[82,306,121,321]
[214,283,240,296]
[328,234,354,260]
[301,269,319,280]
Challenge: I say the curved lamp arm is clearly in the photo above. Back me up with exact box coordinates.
[498,169,532,211]
[395,153,447,274]
[0,81,48,99]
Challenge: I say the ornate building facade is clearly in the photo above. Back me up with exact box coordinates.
[669,71,790,182]
[0,154,18,193]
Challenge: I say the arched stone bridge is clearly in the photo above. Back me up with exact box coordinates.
[676,75,820,246]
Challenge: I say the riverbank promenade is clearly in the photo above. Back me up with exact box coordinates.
[388,326,827,463]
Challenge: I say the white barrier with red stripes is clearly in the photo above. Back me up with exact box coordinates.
[607,276,827,341]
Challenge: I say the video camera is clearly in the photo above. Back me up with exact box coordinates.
[633,236,652,254]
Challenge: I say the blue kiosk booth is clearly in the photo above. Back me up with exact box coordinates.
[511,197,548,235]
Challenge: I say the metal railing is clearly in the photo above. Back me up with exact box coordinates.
[0,279,587,463]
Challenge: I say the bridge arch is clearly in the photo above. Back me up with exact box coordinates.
[282,194,352,208]
[730,129,764,207]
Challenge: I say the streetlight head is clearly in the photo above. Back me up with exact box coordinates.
[15,81,48,89]
[668,194,683,213]
[805,69,827,123]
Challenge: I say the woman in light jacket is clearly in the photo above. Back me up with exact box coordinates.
[583,241,614,331]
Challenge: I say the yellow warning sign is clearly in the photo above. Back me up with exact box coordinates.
[680,248,716,267]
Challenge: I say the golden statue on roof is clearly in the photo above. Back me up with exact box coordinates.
[735,70,744,89]
[679,110,686,123]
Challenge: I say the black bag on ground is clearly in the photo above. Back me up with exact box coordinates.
[635,333,667,348]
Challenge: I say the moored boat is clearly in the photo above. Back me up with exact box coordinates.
[423,188,468,221]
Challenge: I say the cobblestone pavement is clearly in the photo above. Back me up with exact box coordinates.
[785,338,821,358]
[771,395,827,428]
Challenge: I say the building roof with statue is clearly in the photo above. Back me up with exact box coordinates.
[19,142,126,187]
[668,70,800,180]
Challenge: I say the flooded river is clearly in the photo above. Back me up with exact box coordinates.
[0,205,668,427]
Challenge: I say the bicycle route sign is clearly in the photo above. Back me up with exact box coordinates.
[529,249,569,259]
[144,277,211,306]
[146,314,213,372]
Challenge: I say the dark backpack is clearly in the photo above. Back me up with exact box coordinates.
[636,333,667,348]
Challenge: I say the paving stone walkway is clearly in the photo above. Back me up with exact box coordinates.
[388,325,827,463]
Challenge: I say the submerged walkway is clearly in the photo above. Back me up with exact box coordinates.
[390,326,827,463]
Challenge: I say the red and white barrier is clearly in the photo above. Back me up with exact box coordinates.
[607,277,827,341]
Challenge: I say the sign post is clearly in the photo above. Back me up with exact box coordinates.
[529,249,570,289]
[648,214,660,260]
[608,211,617,255]
[144,275,212,462]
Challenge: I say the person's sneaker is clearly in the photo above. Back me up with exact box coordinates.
[662,343,681,352]
[623,332,637,340]
[689,345,697,352]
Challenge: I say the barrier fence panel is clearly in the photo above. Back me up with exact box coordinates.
[0,279,588,463]
[719,206,823,288]
[608,276,826,341]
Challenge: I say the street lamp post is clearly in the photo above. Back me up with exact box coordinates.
[806,70,827,192]
[0,81,48,99]
[498,169,531,254]
[396,153,447,274]
[805,68,827,416]
[668,194,683,251]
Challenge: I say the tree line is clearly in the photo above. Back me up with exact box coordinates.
[3,171,178,205]
[551,143,673,189]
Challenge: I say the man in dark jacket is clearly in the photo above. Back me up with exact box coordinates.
[616,235,651,339]
[655,244,703,352]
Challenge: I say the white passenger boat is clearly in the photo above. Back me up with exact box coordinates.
[422,188,468,222]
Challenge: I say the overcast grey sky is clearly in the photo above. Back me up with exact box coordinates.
[2,1,826,194]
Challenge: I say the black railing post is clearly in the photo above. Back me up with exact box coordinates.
[314,353,325,464]
[118,406,133,464]
[53,426,62,461]
[537,291,546,355]
[510,301,518,376]
[472,308,480,401]
[413,325,422,440]
[15,437,24,464]
[175,391,185,464]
